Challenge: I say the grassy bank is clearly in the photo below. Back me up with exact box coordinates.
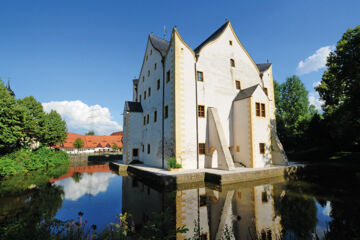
[0,147,69,177]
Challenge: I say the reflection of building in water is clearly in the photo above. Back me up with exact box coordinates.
[49,164,111,183]
[122,177,174,229]
[123,177,283,239]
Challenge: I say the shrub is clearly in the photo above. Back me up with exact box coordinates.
[167,157,182,169]
[0,147,69,177]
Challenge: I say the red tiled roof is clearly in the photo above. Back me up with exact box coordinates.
[110,131,123,136]
[56,132,123,149]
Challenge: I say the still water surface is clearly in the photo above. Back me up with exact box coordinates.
[0,161,359,239]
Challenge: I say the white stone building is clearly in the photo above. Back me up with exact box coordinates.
[123,21,287,170]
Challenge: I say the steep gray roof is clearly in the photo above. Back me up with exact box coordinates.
[194,21,229,54]
[256,63,272,73]
[149,35,169,57]
[233,85,259,101]
[125,101,143,112]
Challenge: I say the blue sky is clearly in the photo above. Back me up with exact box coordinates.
[1,1,359,134]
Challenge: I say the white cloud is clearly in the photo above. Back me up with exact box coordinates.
[42,100,122,135]
[55,172,115,201]
[312,81,321,88]
[296,45,334,75]
[309,91,324,111]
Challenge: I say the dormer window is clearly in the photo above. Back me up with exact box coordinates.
[148,70,150,77]
[150,49,152,55]
[154,63,157,70]
[230,59,235,67]
[229,40,233,45]
[142,76,144,82]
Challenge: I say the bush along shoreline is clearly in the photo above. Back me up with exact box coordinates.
[0,147,69,177]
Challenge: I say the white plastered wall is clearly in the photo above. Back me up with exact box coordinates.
[251,88,272,168]
[125,112,143,162]
[196,25,262,168]
[135,39,165,167]
[233,99,252,167]
[173,32,198,169]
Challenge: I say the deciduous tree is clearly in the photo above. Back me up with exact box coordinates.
[85,130,95,135]
[17,96,46,146]
[275,76,315,150]
[73,138,84,149]
[0,80,25,153]
[316,25,360,148]
[41,110,67,147]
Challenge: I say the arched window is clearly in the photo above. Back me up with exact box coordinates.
[230,58,235,67]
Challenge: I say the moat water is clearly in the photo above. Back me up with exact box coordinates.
[0,160,359,239]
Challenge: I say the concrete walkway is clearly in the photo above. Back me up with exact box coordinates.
[109,162,304,189]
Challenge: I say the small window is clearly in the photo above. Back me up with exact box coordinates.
[197,71,204,82]
[139,95,142,103]
[264,87,268,96]
[146,55,148,61]
[143,116,146,125]
[146,114,149,124]
[142,144,144,152]
[148,87,151,97]
[261,103,266,117]
[230,59,235,67]
[229,40,233,45]
[154,63,157,70]
[236,145,240,152]
[200,195,206,207]
[236,80,241,90]
[147,144,150,154]
[142,76,144,82]
[157,79,160,90]
[164,105,168,119]
[259,143,265,154]
[199,143,206,155]
[147,70,150,77]
[256,103,260,116]
[262,191,268,203]
[166,71,170,83]
[150,49,152,55]
[198,105,205,117]
[154,110,157,122]
[144,91,146,99]
[132,148,138,157]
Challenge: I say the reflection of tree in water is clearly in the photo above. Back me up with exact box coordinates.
[0,165,68,240]
[0,183,64,239]
[274,181,317,239]
[302,164,360,240]
[71,172,83,183]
